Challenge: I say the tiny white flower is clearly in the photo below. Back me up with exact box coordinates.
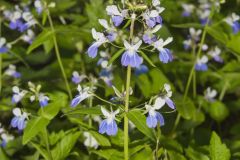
[83,132,99,149]
[205,87,217,102]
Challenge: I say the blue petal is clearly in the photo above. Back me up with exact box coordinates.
[146,18,156,28]
[135,65,149,76]
[106,32,117,42]
[17,117,26,130]
[106,120,118,136]
[146,114,157,128]
[159,48,173,63]
[1,140,7,147]
[99,119,108,134]
[232,21,240,34]
[165,97,175,109]
[11,117,19,128]
[112,16,123,27]
[0,47,8,53]
[70,95,81,107]
[213,56,223,63]
[155,16,162,24]
[9,21,18,30]
[87,43,99,58]
[40,99,48,107]
[121,51,143,68]
[195,63,208,71]
[156,112,165,126]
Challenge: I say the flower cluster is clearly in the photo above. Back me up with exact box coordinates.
[87,0,174,68]
[225,13,240,34]
[12,82,50,108]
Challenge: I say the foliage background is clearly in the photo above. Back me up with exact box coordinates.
[0,0,240,159]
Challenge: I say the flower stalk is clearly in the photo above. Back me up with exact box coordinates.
[46,10,72,99]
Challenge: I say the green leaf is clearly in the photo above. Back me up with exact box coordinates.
[185,147,210,160]
[139,51,156,67]
[209,101,229,122]
[23,117,50,145]
[226,34,240,55]
[168,150,187,160]
[135,74,152,98]
[128,110,155,141]
[65,106,102,116]
[27,29,54,54]
[43,38,54,54]
[52,131,81,160]
[92,149,123,160]
[108,48,125,66]
[210,132,231,160]
[131,146,153,160]
[175,95,196,120]
[23,93,67,144]
[30,142,50,160]
[89,131,111,147]
[206,26,229,44]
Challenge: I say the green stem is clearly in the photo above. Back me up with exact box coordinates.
[44,128,53,160]
[124,65,131,160]
[219,81,228,101]
[47,10,72,99]
[0,19,2,94]
[124,13,135,160]
[172,6,216,134]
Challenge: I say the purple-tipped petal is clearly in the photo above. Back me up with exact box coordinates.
[135,65,149,76]
[9,20,19,30]
[155,16,162,24]
[112,16,123,27]
[232,21,240,34]
[106,32,117,42]
[146,114,157,128]
[99,120,108,134]
[40,100,48,107]
[213,56,223,63]
[106,120,118,136]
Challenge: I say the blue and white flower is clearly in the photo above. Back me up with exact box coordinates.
[195,55,208,71]
[21,12,37,31]
[87,28,108,58]
[4,64,21,78]
[83,132,99,149]
[8,10,22,30]
[21,29,35,44]
[181,4,195,17]
[153,37,173,63]
[196,7,210,25]
[158,84,175,109]
[204,87,217,102]
[12,86,27,104]
[189,28,202,42]
[1,133,14,147]
[143,0,164,28]
[145,102,165,128]
[34,0,43,14]
[142,25,161,44]
[71,71,86,84]
[106,5,128,27]
[71,85,92,107]
[208,47,223,63]
[121,40,143,67]
[99,107,119,136]
[225,13,240,34]
[0,38,9,53]
[98,19,117,42]
[10,108,28,131]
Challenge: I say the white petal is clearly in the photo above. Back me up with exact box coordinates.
[98,19,109,29]
[152,0,160,6]
[13,108,21,116]
[151,25,162,33]
[201,55,208,63]
[77,85,82,92]
[164,83,171,92]
[106,5,121,16]
[101,107,110,117]
[153,97,165,110]
[163,37,173,46]
[112,86,122,98]
[12,86,20,93]
[149,10,159,17]
[133,40,142,50]
[91,28,98,40]
[113,109,120,115]
[123,40,131,49]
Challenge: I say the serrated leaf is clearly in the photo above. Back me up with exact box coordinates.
[128,110,155,141]
[210,132,231,160]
